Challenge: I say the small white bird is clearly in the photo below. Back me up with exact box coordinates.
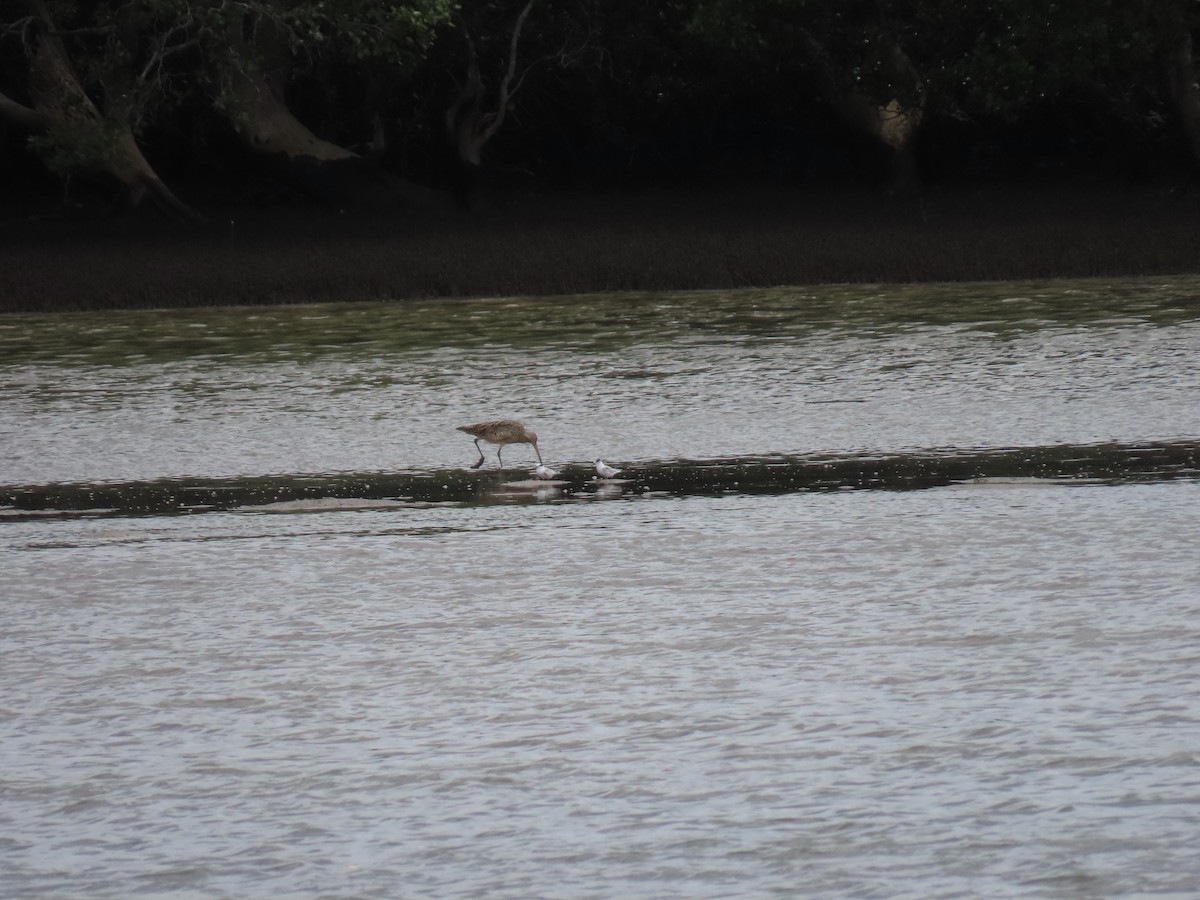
[534,464,558,480]
[595,459,622,479]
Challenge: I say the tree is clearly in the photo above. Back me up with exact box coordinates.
[433,0,740,191]
[686,0,927,188]
[201,0,456,205]
[443,0,535,203]
[0,0,203,218]
[0,0,457,213]
[926,0,1200,179]
[1128,0,1200,175]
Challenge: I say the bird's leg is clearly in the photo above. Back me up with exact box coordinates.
[496,446,504,468]
[471,439,485,469]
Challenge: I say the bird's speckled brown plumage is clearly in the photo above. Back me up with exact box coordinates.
[457,419,543,469]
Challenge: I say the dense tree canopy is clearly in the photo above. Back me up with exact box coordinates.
[2,0,1199,215]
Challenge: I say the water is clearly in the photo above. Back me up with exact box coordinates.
[3,277,1200,897]
[3,278,1199,484]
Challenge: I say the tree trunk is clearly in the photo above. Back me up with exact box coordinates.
[444,0,536,207]
[444,35,487,207]
[0,4,202,221]
[1163,28,1200,172]
[798,30,924,190]
[222,64,358,165]
[214,24,418,209]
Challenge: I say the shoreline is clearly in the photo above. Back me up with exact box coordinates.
[3,185,1200,313]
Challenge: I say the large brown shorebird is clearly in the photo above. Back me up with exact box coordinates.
[456,419,543,469]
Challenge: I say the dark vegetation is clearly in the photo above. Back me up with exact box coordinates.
[4,1,1200,312]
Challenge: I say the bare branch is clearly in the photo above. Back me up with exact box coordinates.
[136,21,199,88]
[479,0,535,146]
[501,0,536,95]
[1,15,37,38]
[0,88,53,132]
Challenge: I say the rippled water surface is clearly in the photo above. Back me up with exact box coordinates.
[3,277,1200,897]
[3,277,1200,483]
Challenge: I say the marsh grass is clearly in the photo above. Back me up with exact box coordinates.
[3,186,1199,312]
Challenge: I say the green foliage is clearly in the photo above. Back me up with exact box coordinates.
[282,0,458,63]
[684,0,928,105]
[682,0,1187,125]
[4,0,1200,191]
[931,0,1163,121]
